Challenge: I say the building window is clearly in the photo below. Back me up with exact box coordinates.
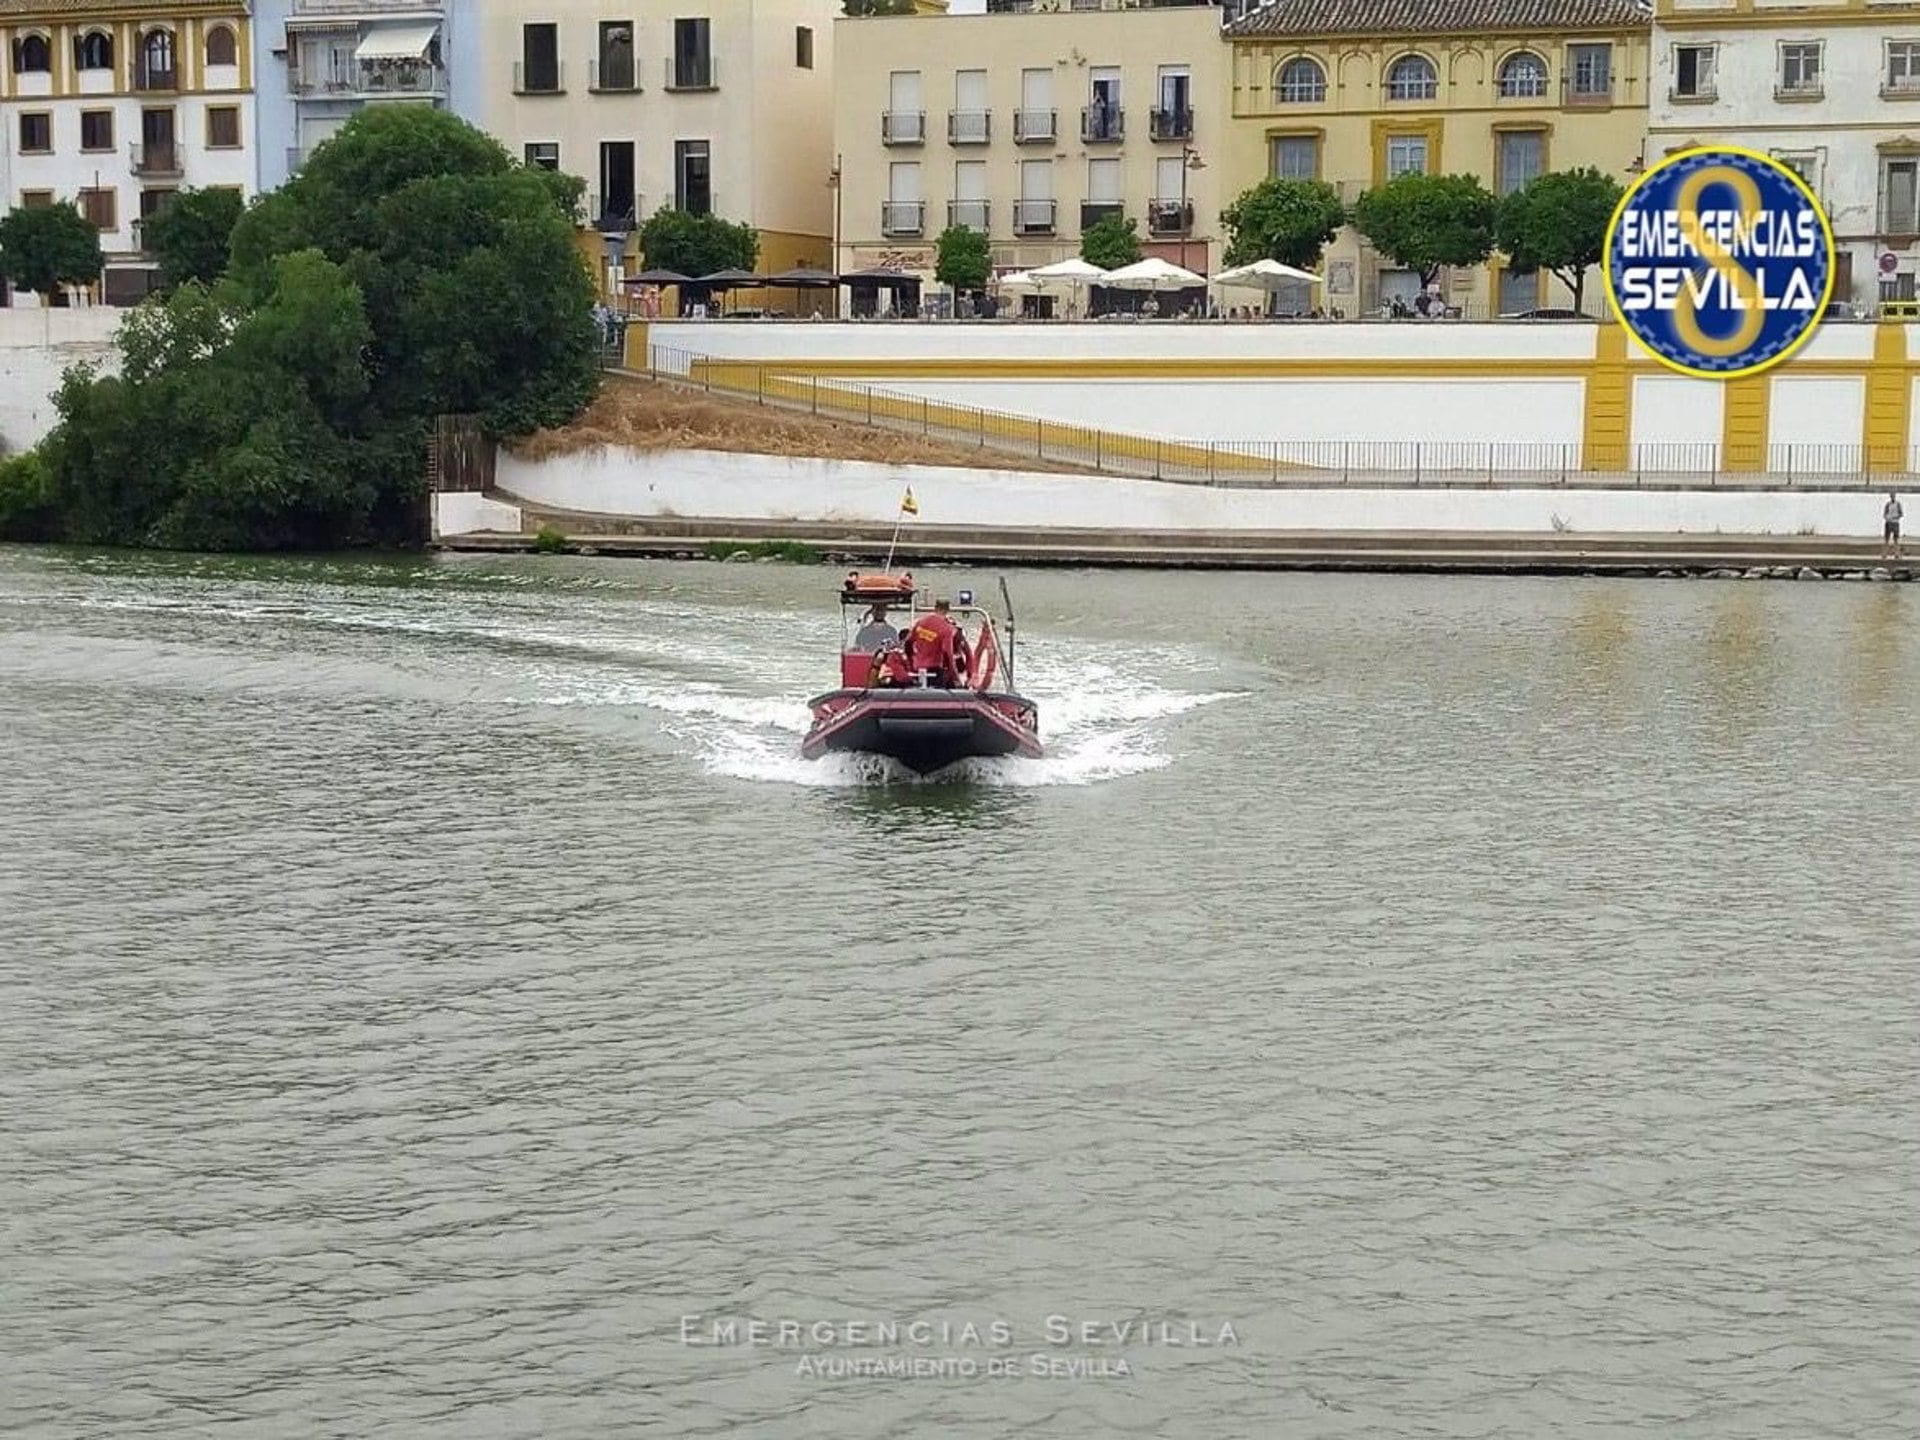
[139,188,176,226]
[1496,130,1544,195]
[1772,150,1819,191]
[1882,155,1920,233]
[672,18,712,89]
[137,28,176,89]
[80,110,114,152]
[1017,158,1055,234]
[796,26,813,70]
[1671,44,1715,99]
[1386,134,1428,177]
[78,187,116,231]
[1496,51,1547,99]
[11,32,50,73]
[884,161,923,236]
[885,70,924,144]
[1270,134,1318,180]
[675,139,711,215]
[18,112,51,153]
[1889,41,1920,95]
[1779,42,1822,97]
[598,141,634,224]
[1498,265,1539,316]
[75,30,112,70]
[525,141,559,170]
[1274,57,1325,104]
[207,105,240,148]
[205,24,236,68]
[1568,42,1612,101]
[951,160,987,230]
[595,21,634,92]
[20,190,54,208]
[519,23,559,93]
[1385,55,1437,102]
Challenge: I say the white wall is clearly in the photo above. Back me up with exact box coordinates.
[1633,373,1724,454]
[432,492,523,536]
[0,308,119,451]
[1769,375,1865,471]
[497,445,1895,538]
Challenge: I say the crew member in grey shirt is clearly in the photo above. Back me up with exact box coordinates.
[854,605,899,651]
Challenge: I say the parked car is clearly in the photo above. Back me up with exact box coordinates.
[1822,300,1866,321]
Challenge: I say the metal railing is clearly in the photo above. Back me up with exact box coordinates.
[1013,109,1056,143]
[514,59,564,94]
[638,345,1914,489]
[881,110,925,145]
[881,200,925,236]
[1147,198,1193,235]
[1014,198,1056,233]
[1081,104,1124,142]
[1149,106,1193,141]
[1080,200,1123,230]
[590,57,638,91]
[130,142,181,176]
[948,109,991,144]
[665,54,715,90]
[947,199,989,230]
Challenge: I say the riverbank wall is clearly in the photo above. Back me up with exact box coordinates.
[0,309,119,455]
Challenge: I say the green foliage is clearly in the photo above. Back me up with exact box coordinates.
[934,225,991,292]
[0,202,104,300]
[1495,167,1624,313]
[1352,173,1499,288]
[141,187,246,290]
[842,0,915,13]
[1080,214,1143,271]
[637,206,759,279]
[533,524,568,553]
[0,451,59,542]
[703,539,821,563]
[1220,178,1346,270]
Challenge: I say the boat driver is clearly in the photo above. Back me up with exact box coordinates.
[907,598,972,687]
[854,604,900,652]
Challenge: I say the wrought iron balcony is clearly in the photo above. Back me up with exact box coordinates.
[1148,198,1194,235]
[130,142,182,177]
[1080,200,1123,230]
[882,200,925,236]
[1013,109,1056,144]
[1014,198,1056,234]
[1081,104,1124,143]
[948,199,989,230]
[590,57,638,92]
[882,110,925,145]
[1149,106,1193,141]
[513,60,565,95]
[665,55,715,91]
[948,110,990,145]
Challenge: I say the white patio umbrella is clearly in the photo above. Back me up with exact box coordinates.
[996,270,1040,290]
[1027,257,1109,284]
[1212,258,1324,290]
[1101,256,1208,291]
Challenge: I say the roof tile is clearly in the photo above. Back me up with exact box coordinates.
[1226,0,1650,38]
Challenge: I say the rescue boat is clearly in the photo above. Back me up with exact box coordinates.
[802,571,1042,774]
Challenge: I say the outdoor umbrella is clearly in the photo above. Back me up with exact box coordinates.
[1211,258,1323,290]
[765,266,839,288]
[694,268,766,289]
[1102,257,1208,291]
[1028,257,1109,284]
[623,268,693,287]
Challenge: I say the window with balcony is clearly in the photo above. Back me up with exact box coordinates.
[885,70,924,144]
[595,21,635,92]
[1274,57,1325,104]
[676,139,711,215]
[1890,41,1920,95]
[1018,159,1055,233]
[1153,66,1192,140]
[205,24,236,68]
[1386,54,1437,102]
[519,23,560,94]
[525,142,559,171]
[1085,69,1122,141]
[951,160,987,230]
[1496,51,1547,99]
[951,69,989,144]
[18,112,50,154]
[1882,155,1919,234]
[1496,130,1543,196]
[671,18,713,90]
[78,187,116,231]
[1150,155,1192,235]
[1778,41,1822,98]
[1017,68,1055,143]
[136,108,178,175]
[1672,44,1715,100]
[75,30,112,71]
[1567,43,1612,103]
[796,26,812,70]
[885,161,923,236]
[1083,156,1123,230]
[1386,134,1428,178]
[600,140,636,224]
[80,110,113,153]
[1270,134,1317,180]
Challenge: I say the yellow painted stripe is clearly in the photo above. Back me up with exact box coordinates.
[1582,324,1631,471]
[1864,322,1910,473]
[1722,374,1771,473]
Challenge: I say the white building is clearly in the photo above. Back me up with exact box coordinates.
[0,2,255,305]
[1647,0,1920,307]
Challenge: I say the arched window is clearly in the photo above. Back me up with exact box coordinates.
[1497,51,1548,99]
[1385,53,1438,102]
[12,32,51,73]
[76,29,113,71]
[1274,57,1326,104]
[204,24,236,67]
[140,27,175,87]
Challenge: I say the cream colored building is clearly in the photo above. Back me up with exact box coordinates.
[477,1,839,299]
[833,1,1230,295]
[1225,0,1652,316]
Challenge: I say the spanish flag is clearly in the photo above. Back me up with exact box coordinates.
[899,486,919,516]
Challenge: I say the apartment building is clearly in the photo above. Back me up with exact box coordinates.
[1225,0,1651,315]
[253,0,483,192]
[1647,0,1920,307]
[477,1,838,297]
[0,0,253,304]
[833,0,1230,285]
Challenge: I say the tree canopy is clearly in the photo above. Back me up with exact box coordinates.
[1495,167,1623,313]
[934,224,991,292]
[140,186,246,291]
[0,202,104,300]
[1220,179,1346,270]
[1352,173,1498,288]
[1080,214,1142,271]
[843,0,915,13]
[637,207,759,279]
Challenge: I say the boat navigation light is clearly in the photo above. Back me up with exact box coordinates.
[957,589,974,606]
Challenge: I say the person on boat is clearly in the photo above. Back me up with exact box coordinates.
[907,598,972,687]
[854,604,899,651]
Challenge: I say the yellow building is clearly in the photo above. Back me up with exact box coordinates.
[1224,0,1651,316]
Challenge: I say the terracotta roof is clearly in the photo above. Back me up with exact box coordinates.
[1226,0,1650,38]
[0,1,242,16]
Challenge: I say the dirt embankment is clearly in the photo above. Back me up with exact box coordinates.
[510,374,1095,474]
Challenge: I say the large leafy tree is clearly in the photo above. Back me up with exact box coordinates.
[0,202,104,302]
[843,0,914,13]
[1080,214,1142,270]
[637,206,759,278]
[1352,172,1498,289]
[1495,167,1623,313]
[140,186,246,290]
[1220,178,1345,270]
[934,224,990,292]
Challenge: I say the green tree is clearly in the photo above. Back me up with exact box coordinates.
[0,202,104,302]
[1495,166,1623,314]
[934,224,991,293]
[1220,178,1346,270]
[636,206,760,278]
[1080,214,1142,270]
[1352,172,1498,290]
[139,186,246,290]
[843,0,915,14]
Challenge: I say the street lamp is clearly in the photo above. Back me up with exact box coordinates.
[828,152,844,319]
[1179,145,1206,277]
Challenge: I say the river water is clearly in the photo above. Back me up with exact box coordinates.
[1,546,1915,1439]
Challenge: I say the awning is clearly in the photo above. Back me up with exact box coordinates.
[355,22,438,62]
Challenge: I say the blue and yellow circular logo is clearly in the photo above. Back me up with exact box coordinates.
[1604,147,1835,379]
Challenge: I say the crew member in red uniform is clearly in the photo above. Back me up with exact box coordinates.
[906,598,972,687]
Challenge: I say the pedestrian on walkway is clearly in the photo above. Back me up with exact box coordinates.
[1884,491,1904,561]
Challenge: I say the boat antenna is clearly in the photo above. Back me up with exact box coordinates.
[998,576,1016,689]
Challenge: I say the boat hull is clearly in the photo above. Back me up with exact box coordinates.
[803,688,1042,773]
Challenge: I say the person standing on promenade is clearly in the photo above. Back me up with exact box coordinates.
[1884,492,1904,561]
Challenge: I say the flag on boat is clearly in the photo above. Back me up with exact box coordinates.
[899,486,918,516]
